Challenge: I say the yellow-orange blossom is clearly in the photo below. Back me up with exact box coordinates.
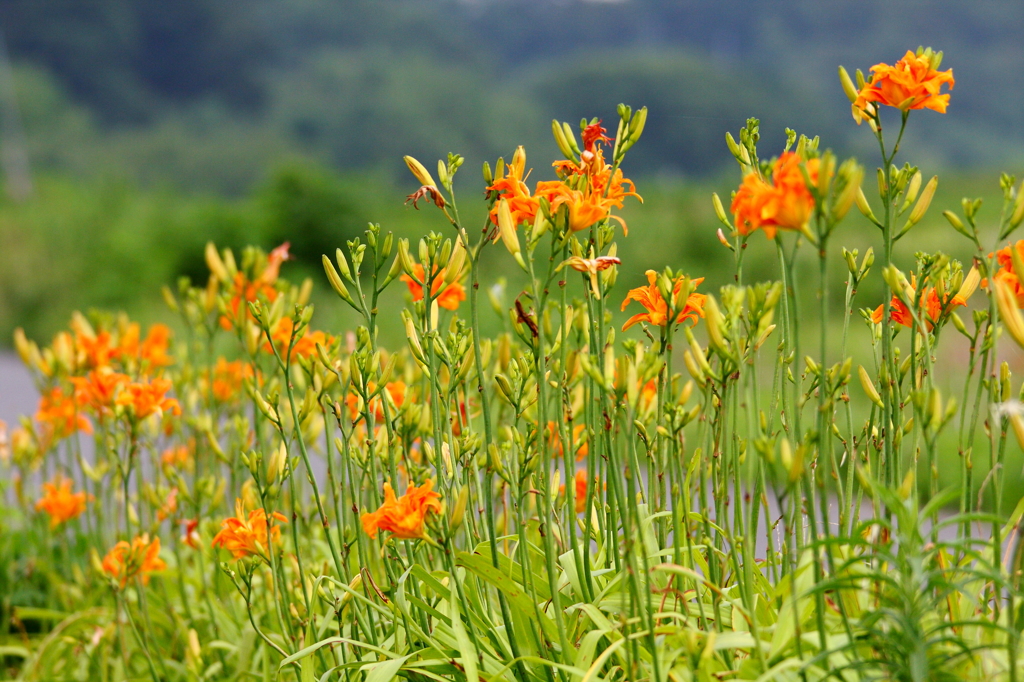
[362,480,442,540]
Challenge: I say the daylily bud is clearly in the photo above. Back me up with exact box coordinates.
[1010,413,1024,451]
[482,161,493,185]
[905,176,938,227]
[205,242,228,282]
[898,469,915,501]
[561,123,580,155]
[437,159,449,188]
[684,327,716,381]
[859,365,884,408]
[497,200,521,257]
[754,324,776,350]
[711,193,731,228]
[716,228,734,251]
[834,163,863,221]
[161,286,179,313]
[266,441,287,485]
[997,277,1024,349]
[704,296,732,360]
[552,120,575,159]
[323,255,354,304]
[855,187,878,223]
[627,106,647,143]
[401,309,426,362]
[335,248,352,280]
[943,210,972,238]
[382,253,404,289]
[843,248,858,275]
[882,265,911,299]
[683,350,706,387]
[449,485,469,531]
[902,171,923,213]
[398,238,415,276]
[950,311,967,335]
[445,236,467,285]
[838,66,859,103]
[1011,180,1024,230]
[403,155,435,187]
[725,132,742,161]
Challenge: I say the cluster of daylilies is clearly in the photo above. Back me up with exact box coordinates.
[5,46,1024,682]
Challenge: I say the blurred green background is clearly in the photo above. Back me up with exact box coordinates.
[0,0,1022,344]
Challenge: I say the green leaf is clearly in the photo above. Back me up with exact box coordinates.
[364,653,412,682]
[456,551,558,642]
[449,590,479,682]
[280,637,343,668]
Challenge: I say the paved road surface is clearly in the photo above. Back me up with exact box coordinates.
[0,352,36,428]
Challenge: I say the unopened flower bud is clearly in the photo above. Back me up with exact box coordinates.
[838,65,859,103]
[552,120,575,159]
[205,242,229,282]
[1011,181,1024,230]
[397,238,415,276]
[855,187,878,223]
[445,236,467,285]
[323,255,354,304]
[403,156,435,187]
[909,176,938,226]
[266,441,287,485]
[858,365,884,408]
[497,199,521,257]
[995,278,1024,349]
[711,193,731,229]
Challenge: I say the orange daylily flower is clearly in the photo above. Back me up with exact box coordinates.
[212,498,287,561]
[264,317,333,361]
[361,480,442,540]
[487,146,541,229]
[545,124,641,234]
[220,243,290,331]
[157,488,179,522]
[75,329,120,369]
[35,474,89,528]
[161,444,193,471]
[621,271,706,331]
[983,241,1024,308]
[116,377,181,420]
[560,469,593,514]
[872,269,977,329]
[346,381,407,424]
[36,386,92,439]
[102,534,166,588]
[181,518,201,549]
[565,255,621,299]
[853,49,954,123]
[548,422,588,461]
[400,263,466,311]
[732,153,820,239]
[137,324,173,369]
[640,379,658,410]
[488,125,640,237]
[70,369,129,421]
[208,358,253,402]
